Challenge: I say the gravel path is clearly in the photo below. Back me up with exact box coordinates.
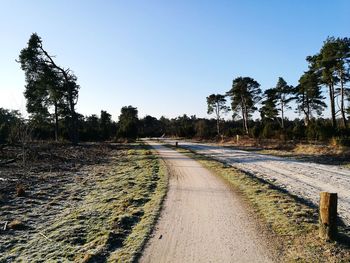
[140,142,274,263]
[170,140,350,226]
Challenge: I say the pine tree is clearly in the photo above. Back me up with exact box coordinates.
[206,94,230,135]
[117,106,139,139]
[333,37,350,127]
[274,77,294,130]
[227,77,261,134]
[307,37,338,128]
[260,88,278,122]
[18,33,80,143]
[295,70,327,126]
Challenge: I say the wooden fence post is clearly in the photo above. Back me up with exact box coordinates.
[175,141,178,148]
[319,192,337,241]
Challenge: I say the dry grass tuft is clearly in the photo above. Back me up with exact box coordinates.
[257,142,350,167]
[294,143,346,155]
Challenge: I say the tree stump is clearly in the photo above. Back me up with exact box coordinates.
[319,192,337,241]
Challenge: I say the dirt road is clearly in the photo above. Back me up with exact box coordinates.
[167,140,350,226]
[140,142,274,263]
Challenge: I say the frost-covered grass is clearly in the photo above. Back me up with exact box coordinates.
[1,143,167,263]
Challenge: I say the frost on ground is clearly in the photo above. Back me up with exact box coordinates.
[172,140,350,226]
[0,143,167,262]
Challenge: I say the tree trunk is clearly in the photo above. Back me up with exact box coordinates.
[245,111,249,134]
[303,109,309,127]
[340,76,347,128]
[301,92,309,127]
[241,103,245,132]
[244,107,249,134]
[241,104,248,134]
[329,84,336,128]
[240,98,249,134]
[68,94,78,145]
[54,101,59,141]
[216,119,220,136]
[281,103,284,129]
[216,103,220,136]
[305,100,310,127]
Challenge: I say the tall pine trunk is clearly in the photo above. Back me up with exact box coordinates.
[241,101,249,134]
[216,118,220,136]
[281,103,284,129]
[340,72,347,128]
[216,107,220,136]
[54,101,59,141]
[329,83,336,128]
[68,93,78,145]
[241,107,245,132]
[243,104,249,134]
[215,103,220,136]
[306,99,310,127]
[244,110,249,134]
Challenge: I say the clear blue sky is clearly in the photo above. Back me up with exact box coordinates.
[1,1,349,121]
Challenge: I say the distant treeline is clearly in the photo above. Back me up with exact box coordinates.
[1,34,350,145]
[1,107,350,145]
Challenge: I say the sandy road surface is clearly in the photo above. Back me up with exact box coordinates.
[140,142,274,263]
[166,140,350,226]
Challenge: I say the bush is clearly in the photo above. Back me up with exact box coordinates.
[261,122,277,139]
[291,122,305,140]
[0,108,22,144]
[251,124,261,139]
